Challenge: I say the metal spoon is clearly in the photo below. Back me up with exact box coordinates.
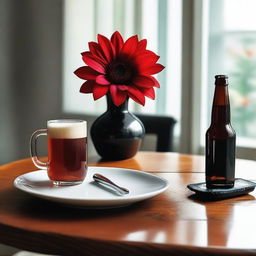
[93,173,129,195]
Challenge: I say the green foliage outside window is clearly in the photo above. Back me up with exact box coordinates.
[229,37,256,138]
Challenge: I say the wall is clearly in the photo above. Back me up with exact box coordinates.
[0,0,63,165]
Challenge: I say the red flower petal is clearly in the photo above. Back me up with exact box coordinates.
[110,85,127,106]
[82,52,106,74]
[74,66,100,80]
[142,63,165,75]
[80,80,95,93]
[96,75,110,85]
[88,42,108,64]
[141,87,155,99]
[144,49,158,55]
[137,39,147,52]
[121,35,138,57]
[111,31,124,54]
[98,34,114,61]
[150,76,160,88]
[135,53,160,72]
[93,84,109,100]
[133,75,155,88]
[127,86,145,106]
[117,85,128,91]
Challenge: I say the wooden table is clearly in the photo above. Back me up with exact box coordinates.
[1,152,256,256]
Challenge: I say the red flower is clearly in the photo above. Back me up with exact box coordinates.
[74,31,165,106]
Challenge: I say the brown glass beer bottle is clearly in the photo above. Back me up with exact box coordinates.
[205,75,236,188]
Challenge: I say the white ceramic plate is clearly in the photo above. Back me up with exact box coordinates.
[14,167,169,208]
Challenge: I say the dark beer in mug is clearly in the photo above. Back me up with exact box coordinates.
[48,137,87,183]
[205,75,236,188]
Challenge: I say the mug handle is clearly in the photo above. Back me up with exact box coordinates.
[30,129,48,170]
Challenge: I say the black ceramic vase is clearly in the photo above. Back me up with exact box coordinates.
[91,95,145,160]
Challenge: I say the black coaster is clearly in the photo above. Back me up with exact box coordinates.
[187,178,256,200]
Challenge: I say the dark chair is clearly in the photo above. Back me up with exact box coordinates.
[135,113,177,152]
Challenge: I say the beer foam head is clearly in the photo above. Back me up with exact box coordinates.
[47,120,87,139]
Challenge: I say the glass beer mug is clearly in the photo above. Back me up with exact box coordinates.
[30,120,87,186]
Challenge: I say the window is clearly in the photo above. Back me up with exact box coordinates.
[63,0,182,131]
[206,0,256,145]
[197,0,256,159]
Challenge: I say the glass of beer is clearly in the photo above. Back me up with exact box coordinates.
[30,120,87,186]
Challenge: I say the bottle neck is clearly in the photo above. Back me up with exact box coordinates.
[106,94,129,112]
[211,85,231,124]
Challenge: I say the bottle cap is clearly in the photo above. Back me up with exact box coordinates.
[215,75,228,86]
